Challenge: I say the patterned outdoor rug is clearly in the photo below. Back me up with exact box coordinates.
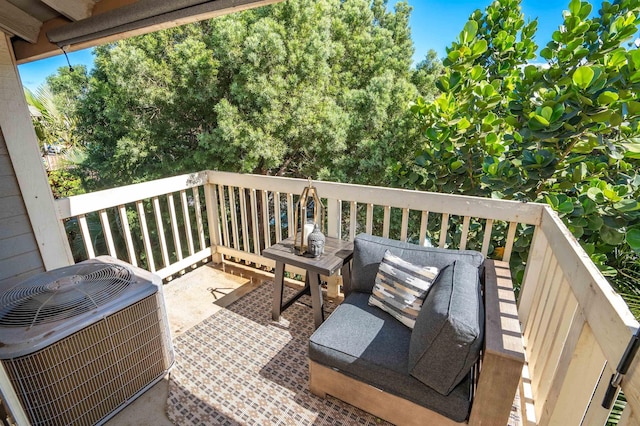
[166,283,391,426]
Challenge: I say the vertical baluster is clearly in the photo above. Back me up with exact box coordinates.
[99,209,117,258]
[400,208,409,242]
[239,188,250,256]
[167,194,183,261]
[382,206,391,238]
[180,190,195,256]
[349,201,357,241]
[192,188,206,251]
[250,189,260,255]
[217,184,229,249]
[525,253,557,348]
[228,186,240,255]
[542,324,606,426]
[438,213,449,248]
[78,214,96,259]
[459,216,471,250]
[327,198,341,239]
[204,183,222,263]
[365,204,373,235]
[152,196,170,269]
[136,200,155,272]
[502,221,518,262]
[274,192,282,242]
[419,211,429,246]
[519,227,550,328]
[118,205,137,267]
[287,193,294,238]
[261,190,271,249]
[481,218,494,256]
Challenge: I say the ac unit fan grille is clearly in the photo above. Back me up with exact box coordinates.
[2,294,173,426]
[0,264,133,327]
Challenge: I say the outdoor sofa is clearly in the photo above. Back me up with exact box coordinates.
[308,233,525,425]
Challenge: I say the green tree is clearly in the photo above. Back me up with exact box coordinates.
[75,0,425,189]
[411,49,444,101]
[46,65,88,116]
[25,84,81,151]
[401,0,640,278]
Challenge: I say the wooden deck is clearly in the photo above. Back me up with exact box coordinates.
[104,259,528,426]
[46,171,640,423]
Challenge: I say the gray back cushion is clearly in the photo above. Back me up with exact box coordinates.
[408,260,484,395]
[350,233,484,295]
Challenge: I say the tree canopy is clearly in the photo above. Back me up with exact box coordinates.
[71,0,431,189]
[401,0,640,278]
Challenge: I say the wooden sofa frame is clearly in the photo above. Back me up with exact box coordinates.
[309,259,525,426]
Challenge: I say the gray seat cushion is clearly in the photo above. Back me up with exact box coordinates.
[409,260,484,395]
[309,292,472,423]
[350,233,484,295]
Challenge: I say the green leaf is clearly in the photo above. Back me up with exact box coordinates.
[551,103,565,122]
[457,117,471,131]
[578,3,592,19]
[627,101,640,115]
[572,66,595,89]
[572,163,587,182]
[447,50,461,63]
[472,39,488,56]
[470,65,484,80]
[627,228,640,252]
[540,106,553,121]
[603,187,622,202]
[569,0,581,15]
[540,47,553,60]
[463,20,478,39]
[451,160,463,170]
[532,114,550,126]
[614,199,639,211]
[611,112,622,126]
[557,200,575,214]
[601,225,625,245]
[587,187,605,202]
[597,91,618,105]
[586,215,604,230]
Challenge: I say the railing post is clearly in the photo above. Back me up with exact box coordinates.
[326,198,341,239]
[204,179,223,264]
[326,198,342,298]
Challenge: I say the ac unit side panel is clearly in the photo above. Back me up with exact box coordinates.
[2,293,173,426]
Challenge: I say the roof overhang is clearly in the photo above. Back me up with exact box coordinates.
[2,0,284,64]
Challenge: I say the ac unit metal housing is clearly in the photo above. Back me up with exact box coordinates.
[0,256,174,426]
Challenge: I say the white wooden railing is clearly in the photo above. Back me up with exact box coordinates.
[55,172,211,279]
[56,171,640,424]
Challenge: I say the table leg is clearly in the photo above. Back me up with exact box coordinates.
[308,272,324,328]
[272,261,285,322]
[341,261,352,295]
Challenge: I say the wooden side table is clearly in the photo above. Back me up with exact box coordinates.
[263,236,353,329]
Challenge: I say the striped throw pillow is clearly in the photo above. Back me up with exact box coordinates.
[368,250,439,329]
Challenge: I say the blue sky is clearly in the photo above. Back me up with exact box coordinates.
[18,0,571,92]
[407,0,570,63]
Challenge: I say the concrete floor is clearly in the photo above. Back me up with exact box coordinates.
[104,261,273,426]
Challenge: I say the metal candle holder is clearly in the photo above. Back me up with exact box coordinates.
[293,179,324,255]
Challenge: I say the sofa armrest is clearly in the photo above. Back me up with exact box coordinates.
[468,259,525,425]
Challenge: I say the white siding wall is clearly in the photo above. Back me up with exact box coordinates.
[0,129,44,291]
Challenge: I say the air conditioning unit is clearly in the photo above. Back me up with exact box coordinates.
[0,256,174,426]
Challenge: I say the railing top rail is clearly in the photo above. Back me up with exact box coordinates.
[208,171,546,225]
[56,172,208,219]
